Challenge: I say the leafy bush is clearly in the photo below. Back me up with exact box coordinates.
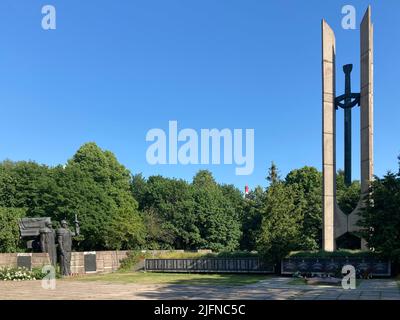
[0,267,37,281]
[287,250,380,259]
[31,267,62,280]
[31,267,46,280]
[154,251,206,259]
[119,250,150,271]
[211,251,259,258]
[156,250,259,259]
[0,266,62,281]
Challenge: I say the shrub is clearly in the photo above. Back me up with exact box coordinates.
[155,251,206,259]
[30,267,45,280]
[212,251,259,258]
[119,250,150,271]
[287,250,380,259]
[0,267,37,281]
[155,250,259,259]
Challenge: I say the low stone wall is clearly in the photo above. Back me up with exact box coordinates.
[0,249,213,274]
[97,250,129,273]
[70,250,129,274]
[0,253,17,267]
[0,253,50,269]
[31,253,51,268]
[0,251,128,274]
[70,252,84,274]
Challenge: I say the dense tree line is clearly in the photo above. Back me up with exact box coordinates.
[132,170,241,251]
[1,142,399,263]
[0,143,144,251]
[358,160,400,262]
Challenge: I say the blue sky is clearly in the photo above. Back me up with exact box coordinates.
[0,0,399,190]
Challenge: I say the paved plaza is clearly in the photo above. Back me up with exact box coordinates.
[1,277,399,300]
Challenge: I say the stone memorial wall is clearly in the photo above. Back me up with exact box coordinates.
[281,257,391,276]
[0,251,129,274]
[0,250,213,274]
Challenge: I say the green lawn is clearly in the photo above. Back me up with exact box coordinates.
[67,272,270,286]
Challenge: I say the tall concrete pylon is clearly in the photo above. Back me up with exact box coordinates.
[322,7,374,252]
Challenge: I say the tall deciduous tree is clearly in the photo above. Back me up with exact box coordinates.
[358,171,400,260]
[285,166,322,249]
[257,180,303,263]
[0,160,53,217]
[192,170,241,251]
[132,170,242,251]
[135,175,198,249]
[336,169,361,215]
[0,207,26,253]
[64,143,145,250]
[240,185,264,250]
[0,143,146,251]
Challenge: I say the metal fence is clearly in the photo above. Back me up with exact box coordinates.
[144,258,274,273]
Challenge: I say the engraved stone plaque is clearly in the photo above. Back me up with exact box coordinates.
[84,252,97,272]
[17,255,32,270]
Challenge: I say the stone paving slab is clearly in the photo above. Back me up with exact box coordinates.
[337,295,360,300]
[0,277,398,300]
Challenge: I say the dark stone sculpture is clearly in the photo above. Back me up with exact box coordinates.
[19,217,51,251]
[57,218,79,276]
[334,64,361,186]
[39,221,57,267]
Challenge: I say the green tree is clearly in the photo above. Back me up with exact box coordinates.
[220,184,244,220]
[142,207,175,249]
[285,166,322,249]
[0,160,53,217]
[63,143,145,250]
[336,170,361,215]
[266,161,280,185]
[240,186,265,250]
[192,170,241,251]
[358,171,400,259]
[132,171,242,251]
[0,207,26,252]
[0,162,16,207]
[133,175,198,249]
[131,173,148,209]
[257,181,303,263]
